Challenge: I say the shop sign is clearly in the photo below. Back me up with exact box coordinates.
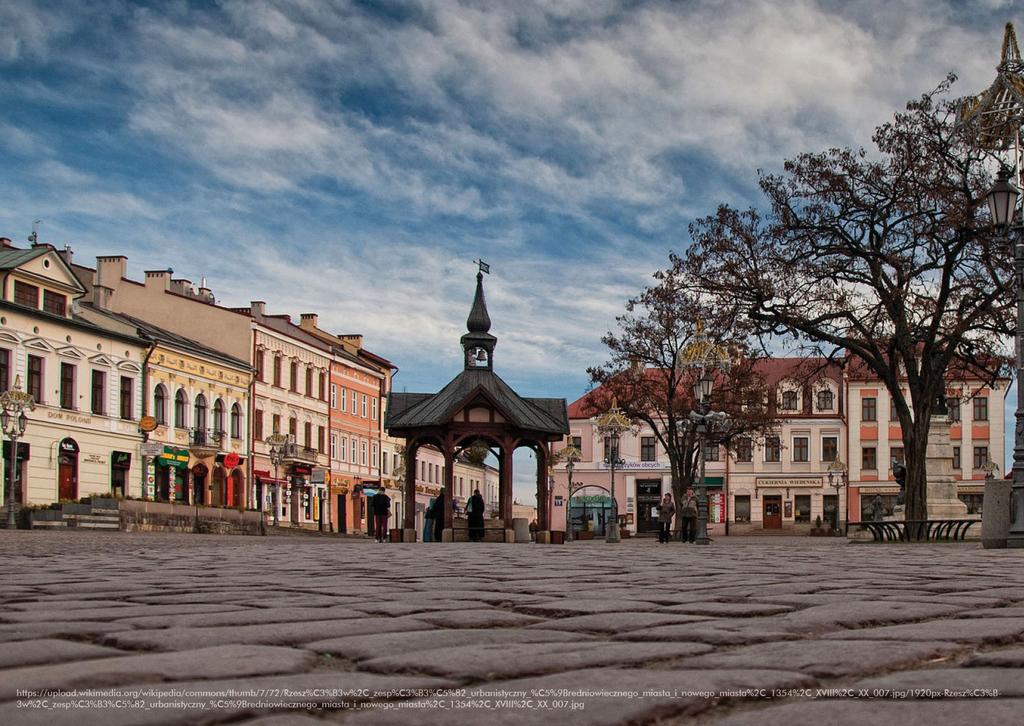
[138,416,158,433]
[59,437,80,454]
[571,494,613,505]
[160,446,190,469]
[141,441,163,457]
[83,453,104,464]
[553,495,564,507]
[598,460,664,470]
[311,469,326,485]
[111,451,132,470]
[291,463,312,476]
[756,477,823,488]
[223,452,240,468]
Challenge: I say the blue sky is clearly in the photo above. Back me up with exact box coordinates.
[1,0,1019,494]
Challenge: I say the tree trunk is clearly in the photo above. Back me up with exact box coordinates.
[902,417,930,524]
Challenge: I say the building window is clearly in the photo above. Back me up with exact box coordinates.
[420,461,426,481]
[891,446,905,466]
[351,438,357,463]
[303,421,312,448]
[194,394,207,430]
[290,362,298,392]
[153,384,167,425]
[764,435,781,463]
[27,354,43,403]
[212,398,224,434]
[889,397,900,422]
[781,390,798,411]
[703,441,719,461]
[339,436,347,462]
[822,435,838,462]
[794,495,811,523]
[330,434,337,459]
[974,446,989,470]
[570,436,582,452]
[92,370,107,415]
[382,449,388,474]
[119,377,133,420]
[273,356,282,387]
[640,436,656,462]
[361,394,368,417]
[272,413,281,434]
[948,397,961,422]
[174,388,187,427]
[230,403,242,439]
[352,390,357,413]
[973,396,988,421]
[319,372,326,401]
[317,425,325,454]
[953,446,961,469]
[734,495,751,522]
[340,387,347,412]
[862,446,877,470]
[43,290,67,316]
[862,397,877,422]
[288,416,296,441]
[0,349,9,392]
[790,436,808,462]
[372,442,379,468]
[816,389,834,411]
[372,398,378,421]
[305,367,313,397]
[256,350,265,382]
[959,492,983,515]
[254,409,264,440]
[331,384,337,408]
[13,280,39,308]
[60,362,75,410]
[735,437,753,462]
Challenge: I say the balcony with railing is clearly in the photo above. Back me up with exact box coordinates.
[280,440,319,464]
[189,428,224,455]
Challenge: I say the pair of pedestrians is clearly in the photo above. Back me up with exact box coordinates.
[656,488,699,543]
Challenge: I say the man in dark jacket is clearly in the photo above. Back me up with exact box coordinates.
[371,487,391,543]
[431,489,446,542]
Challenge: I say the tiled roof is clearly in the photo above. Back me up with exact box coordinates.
[0,246,49,270]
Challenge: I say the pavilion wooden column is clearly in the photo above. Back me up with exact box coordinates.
[535,443,549,531]
[443,439,455,533]
[499,443,514,527]
[404,442,418,531]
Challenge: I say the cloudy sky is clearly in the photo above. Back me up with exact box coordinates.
[0,0,1018,493]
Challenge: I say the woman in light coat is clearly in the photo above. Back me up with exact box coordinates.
[656,492,675,544]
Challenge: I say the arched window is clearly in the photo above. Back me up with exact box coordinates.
[153,384,167,425]
[213,398,224,434]
[194,394,207,431]
[174,389,187,428]
[230,402,242,439]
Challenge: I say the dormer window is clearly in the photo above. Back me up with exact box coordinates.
[13,281,38,308]
[43,290,67,316]
[816,389,834,411]
[781,390,798,411]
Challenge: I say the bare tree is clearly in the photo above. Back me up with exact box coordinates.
[585,264,776,537]
[683,78,1012,521]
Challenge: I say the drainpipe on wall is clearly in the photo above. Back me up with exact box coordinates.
[139,335,157,500]
[248,325,258,532]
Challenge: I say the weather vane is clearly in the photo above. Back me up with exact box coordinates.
[474,258,490,275]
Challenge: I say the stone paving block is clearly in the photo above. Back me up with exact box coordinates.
[525,611,713,634]
[0,645,315,701]
[707,699,1024,726]
[0,602,236,624]
[103,615,430,651]
[766,601,962,634]
[413,609,544,628]
[686,639,964,678]
[963,646,1024,667]
[0,620,135,643]
[342,667,816,726]
[514,599,664,617]
[663,602,795,617]
[615,621,794,645]
[821,617,1024,644]
[6,599,145,611]
[849,667,1024,696]
[306,627,595,660]
[117,606,358,629]
[0,638,126,668]
[359,641,712,680]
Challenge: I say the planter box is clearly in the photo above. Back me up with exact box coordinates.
[578,530,594,540]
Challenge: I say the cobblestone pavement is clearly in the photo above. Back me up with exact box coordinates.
[1,531,1022,726]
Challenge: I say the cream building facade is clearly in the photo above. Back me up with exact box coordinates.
[0,241,147,509]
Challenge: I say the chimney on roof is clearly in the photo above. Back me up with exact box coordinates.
[96,256,127,289]
[0,237,13,248]
[170,278,193,296]
[92,286,113,310]
[144,269,173,292]
[250,301,265,318]
[57,244,73,266]
[198,286,214,304]
[299,313,318,331]
[339,334,363,350]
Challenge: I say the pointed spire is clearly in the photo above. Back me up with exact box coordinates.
[466,271,491,334]
[999,22,1022,72]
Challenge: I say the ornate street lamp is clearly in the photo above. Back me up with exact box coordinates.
[1,376,35,528]
[596,400,630,543]
[986,168,1024,548]
[265,432,289,527]
[560,439,581,542]
[826,458,848,534]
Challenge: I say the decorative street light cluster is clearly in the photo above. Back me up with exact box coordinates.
[1,375,35,529]
[678,325,732,545]
[560,440,581,542]
[826,459,848,534]
[595,399,631,543]
[265,432,290,527]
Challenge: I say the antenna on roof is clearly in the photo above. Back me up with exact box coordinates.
[27,220,41,246]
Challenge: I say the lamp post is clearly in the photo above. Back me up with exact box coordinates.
[985,167,1024,547]
[1,376,35,529]
[826,458,848,534]
[266,432,289,528]
[688,373,729,545]
[596,401,630,543]
[561,440,581,542]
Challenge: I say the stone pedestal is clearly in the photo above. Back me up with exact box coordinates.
[982,478,1011,549]
[512,517,530,543]
[926,415,968,519]
[442,528,454,543]
[402,528,417,543]
[504,528,515,543]
[535,530,551,544]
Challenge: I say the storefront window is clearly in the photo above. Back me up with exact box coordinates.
[734,495,751,523]
[794,495,811,523]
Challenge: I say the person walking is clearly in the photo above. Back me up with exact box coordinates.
[656,492,675,544]
[423,496,436,542]
[371,487,391,543]
[679,487,699,543]
[467,488,486,542]
[431,489,446,542]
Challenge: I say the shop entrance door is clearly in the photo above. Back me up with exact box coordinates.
[58,454,78,501]
[763,496,782,529]
[337,495,347,533]
[635,479,662,534]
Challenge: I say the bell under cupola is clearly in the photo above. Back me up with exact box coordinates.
[460,270,497,371]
